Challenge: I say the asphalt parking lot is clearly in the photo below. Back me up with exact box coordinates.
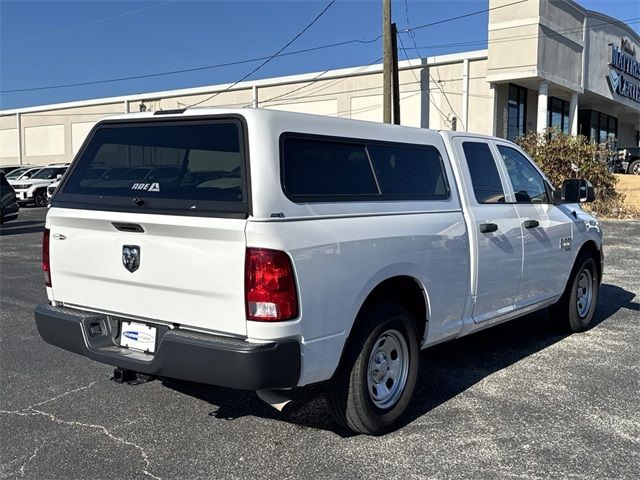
[1,207,638,480]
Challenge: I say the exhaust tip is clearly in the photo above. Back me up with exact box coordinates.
[256,389,292,412]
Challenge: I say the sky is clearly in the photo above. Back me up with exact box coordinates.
[1,0,639,110]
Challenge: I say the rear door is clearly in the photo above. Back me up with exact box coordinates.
[492,142,573,306]
[47,116,250,336]
[453,139,523,323]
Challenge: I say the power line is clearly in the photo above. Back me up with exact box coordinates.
[248,56,384,108]
[411,18,640,52]
[0,0,640,94]
[401,1,463,129]
[186,0,337,108]
[396,34,449,125]
[244,13,640,114]
[2,1,179,47]
[0,37,381,95]
[398,0,529,34]
[0,0,526,95]
[3,0,637,96]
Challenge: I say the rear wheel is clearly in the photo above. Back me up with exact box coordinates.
[553,253,599,332]
[326,302,419,435]
[34,189,47,207]
[628,160,640,175]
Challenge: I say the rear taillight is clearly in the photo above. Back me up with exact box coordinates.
[43,228,51,287]
[245,248,298,321]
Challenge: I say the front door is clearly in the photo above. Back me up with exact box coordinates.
[492,143,573,307]
[454,139,523,323]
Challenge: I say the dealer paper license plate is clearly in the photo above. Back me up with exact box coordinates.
[120,321,157,353]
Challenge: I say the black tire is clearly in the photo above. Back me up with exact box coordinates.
[553,252,599,332]
[34,189,47,207]
[326,302,419,435]
[628,160,640,175]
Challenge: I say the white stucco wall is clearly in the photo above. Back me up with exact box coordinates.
[71,122,96,154]
[24,125,65,156]
[0,129,18,158]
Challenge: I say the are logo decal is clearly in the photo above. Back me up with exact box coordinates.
[131,182,160,192]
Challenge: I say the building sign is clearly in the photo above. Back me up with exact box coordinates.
[608,40,640,103]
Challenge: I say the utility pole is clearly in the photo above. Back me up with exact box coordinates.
[383,0,392,124]
[391,22,401,125]
[383,0,401,124]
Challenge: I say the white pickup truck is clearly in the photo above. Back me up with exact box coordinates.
[35,109,602,434]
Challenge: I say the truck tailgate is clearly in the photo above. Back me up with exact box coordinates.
[47,207,247,336]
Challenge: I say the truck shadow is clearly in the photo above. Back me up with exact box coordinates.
[162,283,637,437]
[0,220,45,236]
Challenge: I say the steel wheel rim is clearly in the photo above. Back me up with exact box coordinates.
[366,329,409,409]
[576,268,593,318]
[633,163,640,175]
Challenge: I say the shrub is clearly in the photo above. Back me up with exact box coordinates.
[515,129,638,218]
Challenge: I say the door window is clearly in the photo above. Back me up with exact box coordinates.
[497,146,549,203]
[462,142,506,204]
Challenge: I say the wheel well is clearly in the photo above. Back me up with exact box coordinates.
[577,240,602,282]
[357,276,428,341]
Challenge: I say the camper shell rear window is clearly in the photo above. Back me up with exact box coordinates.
[54,116,249,218]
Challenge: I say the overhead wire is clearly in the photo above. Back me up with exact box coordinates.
[185,0,336,108]
[248,56,384,108]
[396,34,449,125]
[397,0,529,34]
[1,0,179,47]
[0,35,382,94]
[411,18,640,53]
[0,0,528,95]
[402,0,463,129]
[2,1,637,95]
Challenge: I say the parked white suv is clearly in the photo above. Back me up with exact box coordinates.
[35,109,603,434]
[12,164,68,207]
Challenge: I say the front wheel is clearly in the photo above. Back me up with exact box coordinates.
[34,190,47,207]
[628,160,640,175]
[554,253,599,332]
[326,302,419,435]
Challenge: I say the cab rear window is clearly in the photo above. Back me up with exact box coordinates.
[56,118,248,217]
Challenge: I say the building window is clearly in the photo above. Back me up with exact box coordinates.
[547,97,570,134]
[578,110,618,145]
[507,84,527,141]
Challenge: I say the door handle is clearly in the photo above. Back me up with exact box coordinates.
[479,223,498,233]
[523,220,540,229]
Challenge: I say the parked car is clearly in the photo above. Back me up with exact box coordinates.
[6,166,42,181]
[34,109,603,434]
[0,173,19,224]
[617,147,640,174]
[0,164,32,175]
[46,178,61,200]
[11,165,68,207]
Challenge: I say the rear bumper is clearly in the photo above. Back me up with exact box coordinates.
[34,304,300,390]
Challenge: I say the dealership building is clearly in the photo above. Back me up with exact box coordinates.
[1,0,639,166]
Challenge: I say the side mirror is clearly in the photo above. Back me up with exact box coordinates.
[56,174,63,180]
[555,179,596,204]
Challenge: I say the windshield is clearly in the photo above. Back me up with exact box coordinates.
[32,167,64,180]
[7,167,38,180]
[57,118,248,216]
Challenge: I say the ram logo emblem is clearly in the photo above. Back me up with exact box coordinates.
[122,245,141,273]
